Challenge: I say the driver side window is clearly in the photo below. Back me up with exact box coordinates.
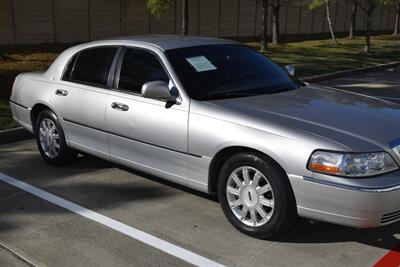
[117,49,169,94]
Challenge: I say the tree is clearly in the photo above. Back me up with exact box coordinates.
[147,0,189,35]
[382,0,400,35]
[396,2,400,35]
[259,0,269,51]
[269,0,289,44]
[358,0,378,52]
[349,0,358,38]
[309,0,338,44]
[181,0,188,35]
[121,0,128,36]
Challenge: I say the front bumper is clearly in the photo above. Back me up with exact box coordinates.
[289,171,400,228]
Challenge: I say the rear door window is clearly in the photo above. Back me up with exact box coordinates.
[65,47,118,87]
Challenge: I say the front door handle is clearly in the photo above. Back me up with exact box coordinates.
[111,102,129,111]
[55,89,68,96]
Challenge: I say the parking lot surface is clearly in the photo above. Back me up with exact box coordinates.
[320,67,400,104]
[1,69,400,267]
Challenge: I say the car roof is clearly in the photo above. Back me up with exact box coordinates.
[106,35,239,51]
[45,35,239,80]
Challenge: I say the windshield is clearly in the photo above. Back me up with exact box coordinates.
[166,44,304,100]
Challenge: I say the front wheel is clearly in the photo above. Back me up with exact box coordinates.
[35,109,76,165]
[218,152,298,239]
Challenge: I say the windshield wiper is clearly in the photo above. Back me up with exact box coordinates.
[198,85,297,100]
[264,86,294,94]
[199,92,259,100]
[223,92,259,97]
[220,87,294,98]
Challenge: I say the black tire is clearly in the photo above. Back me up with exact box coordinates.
[217,152,298,239]
[35,109,77,165]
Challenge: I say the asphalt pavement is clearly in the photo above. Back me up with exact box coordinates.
[320,67,400,104]
[1,69,400,267]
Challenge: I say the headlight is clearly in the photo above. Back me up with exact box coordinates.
[308,151,398,177]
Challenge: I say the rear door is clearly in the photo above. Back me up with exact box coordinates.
[105,47,190,181]
[51,46,119,158]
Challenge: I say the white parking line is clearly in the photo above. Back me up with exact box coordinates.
[336,78,400,85]
[320,86,400,102]
[377,96,400,100]
[0,172,225,267]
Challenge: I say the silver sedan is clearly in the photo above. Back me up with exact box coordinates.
[10,36,400,239]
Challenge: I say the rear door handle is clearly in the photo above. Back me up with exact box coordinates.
[111,102,129,111]
[55,89,68,96]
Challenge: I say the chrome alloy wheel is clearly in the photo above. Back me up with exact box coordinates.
[39,118,60,159]
[226,166,275,227]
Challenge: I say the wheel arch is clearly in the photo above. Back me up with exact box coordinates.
[208,146,291,195]
[30,103,56,134]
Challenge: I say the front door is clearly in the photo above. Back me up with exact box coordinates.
[105,48,190,182]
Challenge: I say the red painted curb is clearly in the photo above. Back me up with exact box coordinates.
[373,243,400,267]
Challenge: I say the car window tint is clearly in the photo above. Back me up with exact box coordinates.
[69,47,117,87]
[118,49,168,94]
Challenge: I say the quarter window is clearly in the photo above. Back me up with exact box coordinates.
[118,49,168,94]
[65,47,118,87]
[62,54,78,81]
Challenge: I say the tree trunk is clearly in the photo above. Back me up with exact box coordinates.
[365,11,372,52]
[182,0,188,35]
[394,3,400,35]
[260,1,268,51]
[349,0,357,39]
[325,1,338,44]
[272,3,280,44]
[121,0,128,36]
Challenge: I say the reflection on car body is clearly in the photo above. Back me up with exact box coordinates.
[10,36,400,239]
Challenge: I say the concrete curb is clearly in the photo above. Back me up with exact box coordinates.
[302,61,400,83]
[0,127,34,145]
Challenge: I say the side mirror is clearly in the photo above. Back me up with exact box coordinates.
[284,65,295,76]
[141,80,176,102]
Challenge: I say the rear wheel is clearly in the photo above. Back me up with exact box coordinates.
[35,109,76,165]
[218,152,297,239]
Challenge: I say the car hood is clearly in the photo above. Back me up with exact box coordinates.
[207,85,400,152]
